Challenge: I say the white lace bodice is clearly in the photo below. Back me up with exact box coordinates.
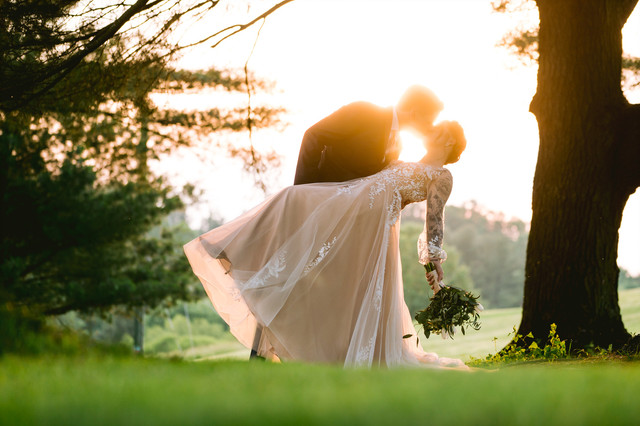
[364,160,452,265]
[369,161,442,202]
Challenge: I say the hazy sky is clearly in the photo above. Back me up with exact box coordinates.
[156,0,640,274]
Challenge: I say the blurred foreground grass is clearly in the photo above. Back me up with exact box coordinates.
[2,355,640,426]
[1,290,639,425]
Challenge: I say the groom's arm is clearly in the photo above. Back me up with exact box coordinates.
[293,102,384,185]
[293,129,322,185]
[307,102,371,137]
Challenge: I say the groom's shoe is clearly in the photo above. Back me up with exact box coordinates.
[250,349,265,361]
[250,325,265,361]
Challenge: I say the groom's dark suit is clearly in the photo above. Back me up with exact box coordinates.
[293,102,396,185]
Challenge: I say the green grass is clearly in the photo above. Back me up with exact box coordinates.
[163,288,640,362]
[420,287,640,361]
[153,307,526,362]
[2,355,640,425]
[620,287,640,334]
[1,288,639,425]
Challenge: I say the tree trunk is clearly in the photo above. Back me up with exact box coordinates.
[518,0,640,349]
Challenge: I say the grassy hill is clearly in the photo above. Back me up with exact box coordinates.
[152,288,640,362]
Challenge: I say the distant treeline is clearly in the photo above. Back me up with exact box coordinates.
[55,203,640,353]
[400,202,640,312]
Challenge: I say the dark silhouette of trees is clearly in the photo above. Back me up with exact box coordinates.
[0,0,294,111]
[0,1,292,322]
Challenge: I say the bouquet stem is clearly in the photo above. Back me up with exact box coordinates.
[424,262,435,273]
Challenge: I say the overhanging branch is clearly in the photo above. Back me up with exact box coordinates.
[176,0,295,51]
[2,0,296,110]
[25,0,152,103]
[210,0,294,49]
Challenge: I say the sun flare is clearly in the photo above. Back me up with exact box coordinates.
[398,130,427,162]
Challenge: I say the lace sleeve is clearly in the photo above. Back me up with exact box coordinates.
[418,169,453,265]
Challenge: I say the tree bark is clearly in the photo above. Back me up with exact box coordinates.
[518,0,640,349]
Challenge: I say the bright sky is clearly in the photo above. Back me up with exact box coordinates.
[158,0,640,275]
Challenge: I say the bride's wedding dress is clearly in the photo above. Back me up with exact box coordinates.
[184,160,466,368]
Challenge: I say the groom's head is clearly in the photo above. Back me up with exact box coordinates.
[396,85,443,135]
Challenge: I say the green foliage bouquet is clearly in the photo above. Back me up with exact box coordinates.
[414,262,483,339]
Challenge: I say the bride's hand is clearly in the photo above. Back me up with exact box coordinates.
[428,278,440,294]
[433,261,444,282]
[426,261,444,293]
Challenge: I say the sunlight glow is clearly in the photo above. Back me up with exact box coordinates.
[172,0,640,275]
[398,131,426,163]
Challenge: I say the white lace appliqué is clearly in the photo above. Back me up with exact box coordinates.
[230,288,242,302]
[373,282,383,313]
[386,190,402,226]
[428,236,448,261]
[246,250,287,289]
[355,336,376,365]
[303,236,337,275]
[336,181,360,195]
[367,162,439,209]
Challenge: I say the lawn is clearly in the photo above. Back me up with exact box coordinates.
[421,287,640,360]
[2,355,640,425]
[163,288,640,362]
[2,289,639,425]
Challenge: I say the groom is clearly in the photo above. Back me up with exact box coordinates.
[293,85,443,185]
[249,85,443,359]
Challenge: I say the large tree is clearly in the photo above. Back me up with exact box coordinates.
[504,0,640,349]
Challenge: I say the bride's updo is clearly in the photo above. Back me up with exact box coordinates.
[437,120,466,165]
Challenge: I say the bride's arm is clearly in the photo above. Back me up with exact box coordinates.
[417,169,453,267]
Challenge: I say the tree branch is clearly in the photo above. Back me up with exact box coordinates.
[24,0,152,103]
[176,0,295,51]
[126,0,217,60]
[3,1,296,110]
[211,0,294,49]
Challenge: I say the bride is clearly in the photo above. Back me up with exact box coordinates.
[184,120,467,368]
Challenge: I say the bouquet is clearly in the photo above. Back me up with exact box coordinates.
[413,262,483,339]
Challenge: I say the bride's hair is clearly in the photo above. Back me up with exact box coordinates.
[438,120,466,165]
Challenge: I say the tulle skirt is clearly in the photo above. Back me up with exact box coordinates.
[184,177,466,368]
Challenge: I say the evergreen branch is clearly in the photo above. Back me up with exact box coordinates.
[125,1,215,59]
[8,0,153,110]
